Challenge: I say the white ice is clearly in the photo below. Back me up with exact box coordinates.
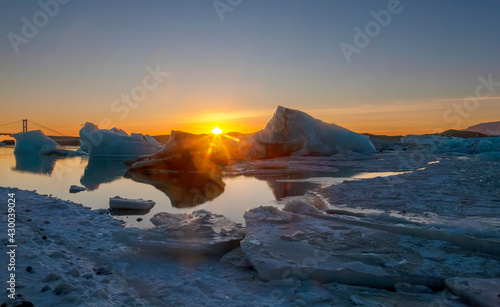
[248,106,375,157]
[79,122,162,157]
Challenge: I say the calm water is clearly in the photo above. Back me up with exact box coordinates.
[0,146,385,228]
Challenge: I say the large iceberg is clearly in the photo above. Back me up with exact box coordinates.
[247,106,375,158]
[79,122,162,157]
[11,130,58,154]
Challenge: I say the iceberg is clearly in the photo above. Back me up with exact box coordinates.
[109,196,155,210]
[11,130,58,154]
[79,122,162,157]
[248,106,376,158]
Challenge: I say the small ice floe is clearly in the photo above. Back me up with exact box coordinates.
[69,185,86,194]
[109,196,155,210]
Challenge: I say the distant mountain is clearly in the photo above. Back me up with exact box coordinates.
[433,129,489,138]
[464,121,500,136]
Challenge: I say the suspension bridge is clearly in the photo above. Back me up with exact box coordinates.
[0,119,66,136]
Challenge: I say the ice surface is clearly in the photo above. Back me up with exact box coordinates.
[11,130,58,154]
[241,203,500,291]
[79,122,162,157]
[446,278,500,307]
[115,210,245,256]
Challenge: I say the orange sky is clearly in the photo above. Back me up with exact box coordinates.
[2,98,498,140]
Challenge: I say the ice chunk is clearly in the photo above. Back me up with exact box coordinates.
[115,210,244,256]
[476,151,500,161]
[476,139,500,153]
[446,278,500,307]
[78,122,162,157]
[69,185,86,193]
[11,130,58,154]
[251,106,375,157]
[109,196,155,210]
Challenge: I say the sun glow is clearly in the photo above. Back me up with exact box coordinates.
[211,127,223,134]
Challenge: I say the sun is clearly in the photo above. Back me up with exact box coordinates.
[211,127,223,135]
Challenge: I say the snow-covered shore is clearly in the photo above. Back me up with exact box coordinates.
[1,151,499,306]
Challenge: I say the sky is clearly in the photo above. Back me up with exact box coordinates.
[1,0,500,137]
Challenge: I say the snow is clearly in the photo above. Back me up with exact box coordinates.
[78,122,162,157]
[11,130,58,154]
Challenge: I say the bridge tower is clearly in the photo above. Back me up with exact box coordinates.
[22,119,28,132]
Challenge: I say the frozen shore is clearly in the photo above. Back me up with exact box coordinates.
[1,151,499,306]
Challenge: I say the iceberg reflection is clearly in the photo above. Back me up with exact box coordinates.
[12,153,57,175]
[125,170,225,208]
[80,157,128,190]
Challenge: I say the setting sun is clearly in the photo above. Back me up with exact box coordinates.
[211,127,223,134]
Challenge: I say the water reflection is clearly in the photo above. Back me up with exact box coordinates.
[244,167,361,200]
[12,154,57,175]
[80,157,128,190]
[108,208,152,216]
[125,170,225,208]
